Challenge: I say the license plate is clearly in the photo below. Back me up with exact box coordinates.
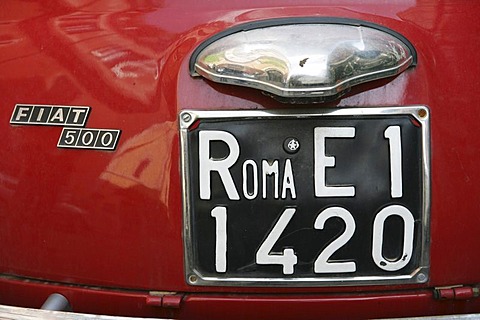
[180,107,430,287]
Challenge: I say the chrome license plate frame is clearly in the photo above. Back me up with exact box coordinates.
[180,106,430,287]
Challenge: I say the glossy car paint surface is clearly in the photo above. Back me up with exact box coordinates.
[1,0,479,318]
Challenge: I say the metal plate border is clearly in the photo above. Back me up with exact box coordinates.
[179,106,431,287]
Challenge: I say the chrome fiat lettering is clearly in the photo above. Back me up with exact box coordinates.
[10,104,90,126]
[48,107,68,123]
[66,108,89,125]
[13,105,32,122]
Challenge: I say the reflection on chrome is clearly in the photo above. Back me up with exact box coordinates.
[193,23,415,102]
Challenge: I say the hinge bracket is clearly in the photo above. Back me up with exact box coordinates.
[434,285,480,300]
[146,292,184,308]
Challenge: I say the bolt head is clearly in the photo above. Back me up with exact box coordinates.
[416,273,427,283]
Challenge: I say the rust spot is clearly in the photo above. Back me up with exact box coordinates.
[418,108,427,118]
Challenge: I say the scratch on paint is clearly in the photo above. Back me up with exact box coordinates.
[452,148,471,183]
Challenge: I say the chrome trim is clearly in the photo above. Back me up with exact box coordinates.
[189,17,418,72]
[179,106,431,287]
[194,57,413,97]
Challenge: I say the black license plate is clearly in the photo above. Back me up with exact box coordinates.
[180,107,430,286]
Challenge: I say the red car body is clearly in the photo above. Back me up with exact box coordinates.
[1,1,480,319]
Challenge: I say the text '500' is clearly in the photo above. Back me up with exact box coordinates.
[58,128,121,150]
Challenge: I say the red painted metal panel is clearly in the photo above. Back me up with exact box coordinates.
[2,276,480,319]
[1,0,480,317]
[0,277,174,318]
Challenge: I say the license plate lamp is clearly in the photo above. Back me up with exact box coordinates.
[190,18,417,103]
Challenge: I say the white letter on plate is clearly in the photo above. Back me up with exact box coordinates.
[314,127,355,197]
[211,206,227,273]
[262,160,279,199]
[281,159,296,199]
[256,207,297,275]
[384,126,403,198]
[199,131,240,200]
[314,207,356,273]
[372,205,414,271]
[242,159,258,200]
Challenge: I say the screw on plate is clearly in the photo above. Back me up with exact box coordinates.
[416,273,428,283]
[188,274,198,284]
[418,108,427,119]
[283,137,300,154]
[182,112,192,123]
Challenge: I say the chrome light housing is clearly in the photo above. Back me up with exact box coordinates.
[190,18,417,103]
